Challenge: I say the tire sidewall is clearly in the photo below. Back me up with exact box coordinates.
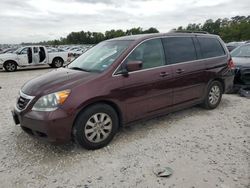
[73,104,119,150]
[205,81,223,109]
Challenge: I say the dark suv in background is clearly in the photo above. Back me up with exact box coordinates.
[12,32,235,150]
[231,43,250,90]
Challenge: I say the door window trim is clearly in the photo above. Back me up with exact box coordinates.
[112,36,228,77]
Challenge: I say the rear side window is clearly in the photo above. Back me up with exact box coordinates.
[197,37,225,58]
[33,47,38,53]
[162,37,197,64]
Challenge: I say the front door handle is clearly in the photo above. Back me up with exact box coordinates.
[176,69,185,74]
[159,72,169,77]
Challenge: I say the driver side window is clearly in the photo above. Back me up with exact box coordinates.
[20,48,28,55]
[125,38,166,71]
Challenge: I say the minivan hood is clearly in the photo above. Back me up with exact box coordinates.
[22,68,98,96]
[232,57,250,67]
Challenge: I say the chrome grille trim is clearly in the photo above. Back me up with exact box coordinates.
[16,90,35,112]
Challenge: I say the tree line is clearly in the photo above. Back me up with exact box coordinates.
[36,27,159,45]
[176,15,250,42]
[27,15,250,45]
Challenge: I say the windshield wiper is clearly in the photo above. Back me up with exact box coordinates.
[69,67,90,72]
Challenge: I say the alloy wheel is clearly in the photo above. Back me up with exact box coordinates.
[84,113,113,143]
[6,63,16,71]
[209,85,220,105]
[54,59,62,67]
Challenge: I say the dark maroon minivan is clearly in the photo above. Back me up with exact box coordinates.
[12,32,235,149]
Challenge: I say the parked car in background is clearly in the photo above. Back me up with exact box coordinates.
[47,47,66,53]
[231,44,250,90]
[12,32,234,149]
[0,48,18,54]
[0,46,70,72]
[226,42,245,52]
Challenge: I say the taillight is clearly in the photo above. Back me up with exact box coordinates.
[228,58,235,69]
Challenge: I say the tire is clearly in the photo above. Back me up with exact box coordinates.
[4,61,17,72]
[202,81,223,109]
[73,103,119,150]
[51,57,63,68]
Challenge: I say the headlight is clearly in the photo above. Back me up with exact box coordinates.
[32,90,71,111]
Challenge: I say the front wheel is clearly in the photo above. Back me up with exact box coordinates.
[73,104,119,150]
[4,61,17,72]
[202,81,223,109]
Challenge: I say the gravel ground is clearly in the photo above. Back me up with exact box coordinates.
[0,67,249,188]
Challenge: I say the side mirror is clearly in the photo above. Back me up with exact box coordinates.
[126,60,143,72]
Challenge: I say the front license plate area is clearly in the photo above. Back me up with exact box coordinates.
[11,111,20,125]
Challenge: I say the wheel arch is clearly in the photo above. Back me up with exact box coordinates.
[212,78,225,93]
[73,100,123,130]
[3,60,18,67]
[205,78,225,94]
[52,56,64,63]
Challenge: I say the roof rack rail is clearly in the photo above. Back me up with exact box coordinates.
[170,30,209,34]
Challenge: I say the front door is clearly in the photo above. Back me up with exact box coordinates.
[118,38,173,122]
[17,47,29,66]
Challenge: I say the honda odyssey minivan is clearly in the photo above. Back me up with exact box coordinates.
[12,32,235,149]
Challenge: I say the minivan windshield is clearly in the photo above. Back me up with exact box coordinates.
[68,40,132,72]
[231,45,250,57]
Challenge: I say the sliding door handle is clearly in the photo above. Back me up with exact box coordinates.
[176,69,185,74]
[159,72,169,77]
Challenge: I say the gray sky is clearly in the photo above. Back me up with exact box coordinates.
[0,0,249,43]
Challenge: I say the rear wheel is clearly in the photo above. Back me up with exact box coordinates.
[51,58,63,68]
[202,81,223,109]
[4,61,17,72]
[73,104,119,150]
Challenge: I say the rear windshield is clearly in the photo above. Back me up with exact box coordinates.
[197,37,225,58]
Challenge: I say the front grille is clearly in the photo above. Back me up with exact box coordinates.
[17,96,30,110]
[16,91,34,111]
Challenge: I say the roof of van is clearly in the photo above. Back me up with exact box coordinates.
[108,32,218,41]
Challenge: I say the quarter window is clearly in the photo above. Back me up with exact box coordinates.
[126,39,166,70]
[162,37,197,64]
[197,37,225,58]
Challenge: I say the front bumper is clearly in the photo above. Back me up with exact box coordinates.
[12,107,75,144]
[0,63,3,69]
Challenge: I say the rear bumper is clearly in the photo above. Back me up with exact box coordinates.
[223,74,235,93]
[0,63,3,69]
[12,107,75,144]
